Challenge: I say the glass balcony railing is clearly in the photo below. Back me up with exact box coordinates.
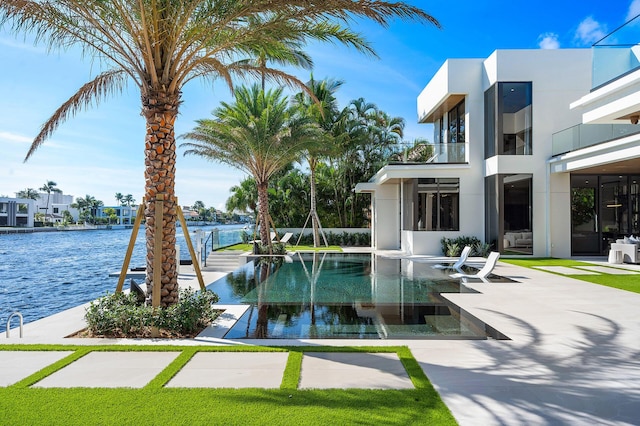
[389,143,467,165]
[592,14,640,89]
[552,123,640,156]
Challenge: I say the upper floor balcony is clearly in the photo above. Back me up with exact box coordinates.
[552,123,640,156]
[388,142,467,165]
[592,14,640,89]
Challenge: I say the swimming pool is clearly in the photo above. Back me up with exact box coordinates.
[206,253,510,340]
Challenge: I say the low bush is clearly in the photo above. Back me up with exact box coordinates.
[292,231,371,246]
[85,288,219,338]
[440,236,493,257]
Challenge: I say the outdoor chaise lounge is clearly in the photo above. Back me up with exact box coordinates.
[432,245,471,271]
[610,236,640,264]
[449,251,500,281]
[277,232,293,244]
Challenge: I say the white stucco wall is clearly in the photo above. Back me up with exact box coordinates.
[367,48,594,256]
[485,49,592,257]
[374,184,400,250]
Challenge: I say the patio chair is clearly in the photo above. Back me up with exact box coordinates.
[450,251,500,281]
[279,232,293,245]
[432,245,471,271]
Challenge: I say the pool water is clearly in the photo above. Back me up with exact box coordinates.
[207,253,510,340]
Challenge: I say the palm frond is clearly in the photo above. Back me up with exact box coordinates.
[25,69,128,161]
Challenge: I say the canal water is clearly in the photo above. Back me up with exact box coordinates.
[0,224,246,332]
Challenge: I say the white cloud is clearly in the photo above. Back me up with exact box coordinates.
[575,17,608,46]
[0,131,31,144]
[0,37,43,53]
[538,33,560,49]
[627,0,640,22]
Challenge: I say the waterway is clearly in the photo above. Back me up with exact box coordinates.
[0,224,246,333]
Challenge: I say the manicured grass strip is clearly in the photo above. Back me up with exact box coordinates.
[9,347,92,389]
[281,350,303,390]
[502,258,640,294]
[397,347,431,389]
[0,388,457,425]
[0,344,456,425]
[145,347,198,389]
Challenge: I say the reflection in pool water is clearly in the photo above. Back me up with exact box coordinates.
[206,253,510,340]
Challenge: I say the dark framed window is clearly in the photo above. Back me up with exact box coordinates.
[448,100,465,144]
[484,82,532,158]
[416,178,460,231]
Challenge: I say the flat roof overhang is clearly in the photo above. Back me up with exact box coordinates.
[548,132,640,174]
[418,94,465,124]
[359,163,471,187]
[571,68,640,124]
[354,182,377,193]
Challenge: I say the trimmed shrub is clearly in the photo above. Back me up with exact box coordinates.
[85,288,219,337]
[440,236,484,256]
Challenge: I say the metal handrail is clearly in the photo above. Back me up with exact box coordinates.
[6,312,23,338]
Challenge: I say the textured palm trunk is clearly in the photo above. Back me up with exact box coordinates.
[257,180,270,245]
[141,89,180,307]
[309,159,320,247]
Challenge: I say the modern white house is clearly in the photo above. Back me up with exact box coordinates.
[97,205,138,225]
[358,35,640,257]
[34,192,79,223]
[0,197,36,227]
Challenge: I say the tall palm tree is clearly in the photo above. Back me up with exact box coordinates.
[114,192,124,206]
[293,77,344,246]
[39,180,62,223]
[182,84,318,245]
[1,1,439,307]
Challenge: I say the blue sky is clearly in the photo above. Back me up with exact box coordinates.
[0,1,637,210]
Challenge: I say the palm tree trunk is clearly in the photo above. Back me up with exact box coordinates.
[309,159,320,247]
[141,89,180,307]
[257,180,270,245]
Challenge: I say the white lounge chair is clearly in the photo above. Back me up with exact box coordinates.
[450,251,500,281]
[278,232,293,244]
[432,245,471,271]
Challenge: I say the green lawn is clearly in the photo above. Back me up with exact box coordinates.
[0,344,456,425]
[501,258,640,294]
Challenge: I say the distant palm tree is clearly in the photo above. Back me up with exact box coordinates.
[114,192,123,206]
[39,180,62,223]
[2,0,439,306]
[226,178,259,223]
[15,188,40,200]
[182,85,318,245]
[122,194,135,206]
[71,194,103,223]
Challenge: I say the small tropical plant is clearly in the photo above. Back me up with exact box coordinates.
[85,288,219,337]
[473,242,493,257]
[446,242,460,257]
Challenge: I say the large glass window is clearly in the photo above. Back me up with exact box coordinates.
[485,82,532,158]
[570,174,640,255]
[448,100,465,144]
[485,174,533,254]
[416,178,459,231]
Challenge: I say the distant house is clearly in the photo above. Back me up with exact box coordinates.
[358,37,639,257]
[97,205,138,225]
[0,197,36,227]
[34,192,79,223]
